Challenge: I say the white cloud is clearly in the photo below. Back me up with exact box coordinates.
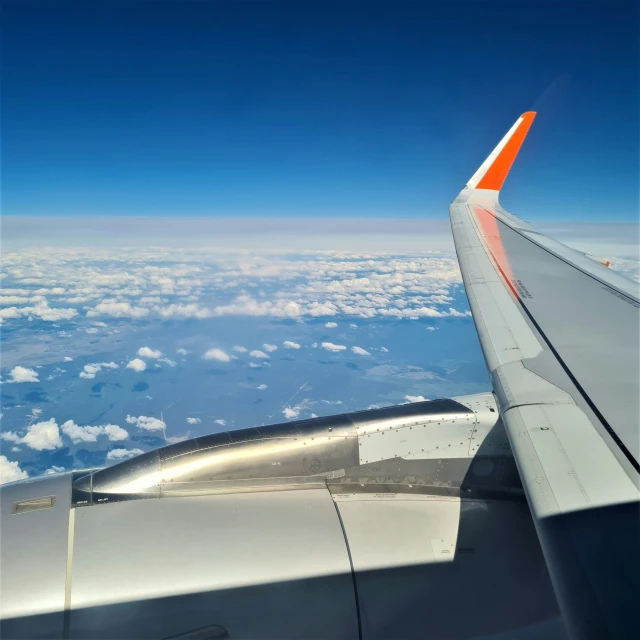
[7,366,39,383]
[203,348,231,362]
[63,356,73,362]
[283,340,301,349]
[426,327,437,332]
[405,395,427,403]
[153,303,212,319]
[0,300,78,322]
[79,361,119,379]
[176,348,189,355]
[351,346,371,356]
[103,424,129,441]
[0,431,21,443]
[186,417,201,424]
[257,384,268,390]
[61,420,104,443]
[283,406,300,419]
[61,420,129,443]
[325,322,338,328]
[158,357,177,367]
[249,350,270,359]
[350,323,358,328]
[44,466,65,475]
[232,346,248,353]
[380,347,389,352]
[85,327,99,334]
[125,415,166,431]
[87,302,150,318]
[262,343,278,352]
[214,419,226,426]
[107,448,144,461]
[248,362,262,368]
[126,358,147,372]
[137,347,163,359]
[321,342,346,352]
[0,455,29,484]
[21,419,63,451]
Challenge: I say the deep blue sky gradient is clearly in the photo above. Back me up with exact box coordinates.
[3,0,638,220]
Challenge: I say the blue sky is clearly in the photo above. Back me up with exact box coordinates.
[3,0,638,221]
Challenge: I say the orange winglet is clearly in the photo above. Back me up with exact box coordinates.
[476,112,536,191]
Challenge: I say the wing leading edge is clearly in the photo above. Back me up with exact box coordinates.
[449,113,640,640]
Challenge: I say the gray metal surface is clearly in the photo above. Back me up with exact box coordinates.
[335,493,565,639]
[0,472,73,640]
[73,398,478,502]
[1,395,547,639]
[68,489,357,639]
[492,210,639,470]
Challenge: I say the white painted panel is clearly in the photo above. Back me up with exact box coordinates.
[358,416,476,464]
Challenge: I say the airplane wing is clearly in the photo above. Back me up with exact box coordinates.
[449,112,640,639]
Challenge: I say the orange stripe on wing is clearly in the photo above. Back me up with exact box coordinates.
[476,112,536,191]
[472,206,520,299]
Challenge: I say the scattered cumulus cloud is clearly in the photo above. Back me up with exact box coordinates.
[0,432,21,443]
[176,348,189,355]
[203,348,231,362]
[61,421,104,443]
[405,395,427,403]
[137,347,163,359]
[321,342,346,352]
[325,322,338,328]
[107,448,144,461]
[103,424,129,441]
[262,343,278,352]
[283,406,300,419]
[80,361,119,379]
[283,340,301,349]
[20,419,63,451]
[214,419,226,426]
[63,356,73,362]
[351,346,370,356]
[380,347,389,353]
[126,358,147,372]
[44,466,65,476]
[0,455,29,484]
[7,366,39,383]
[186,417,201,424]
[87,302,149,318]
[257,384,268,390]
[125,415,166,431]
[61,420,129,443]
[249,350,270,359]
[232,346,248,353]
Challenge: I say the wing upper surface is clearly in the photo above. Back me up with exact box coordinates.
[449,113,640,640]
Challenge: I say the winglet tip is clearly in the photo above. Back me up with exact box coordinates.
[472,111,537,191]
